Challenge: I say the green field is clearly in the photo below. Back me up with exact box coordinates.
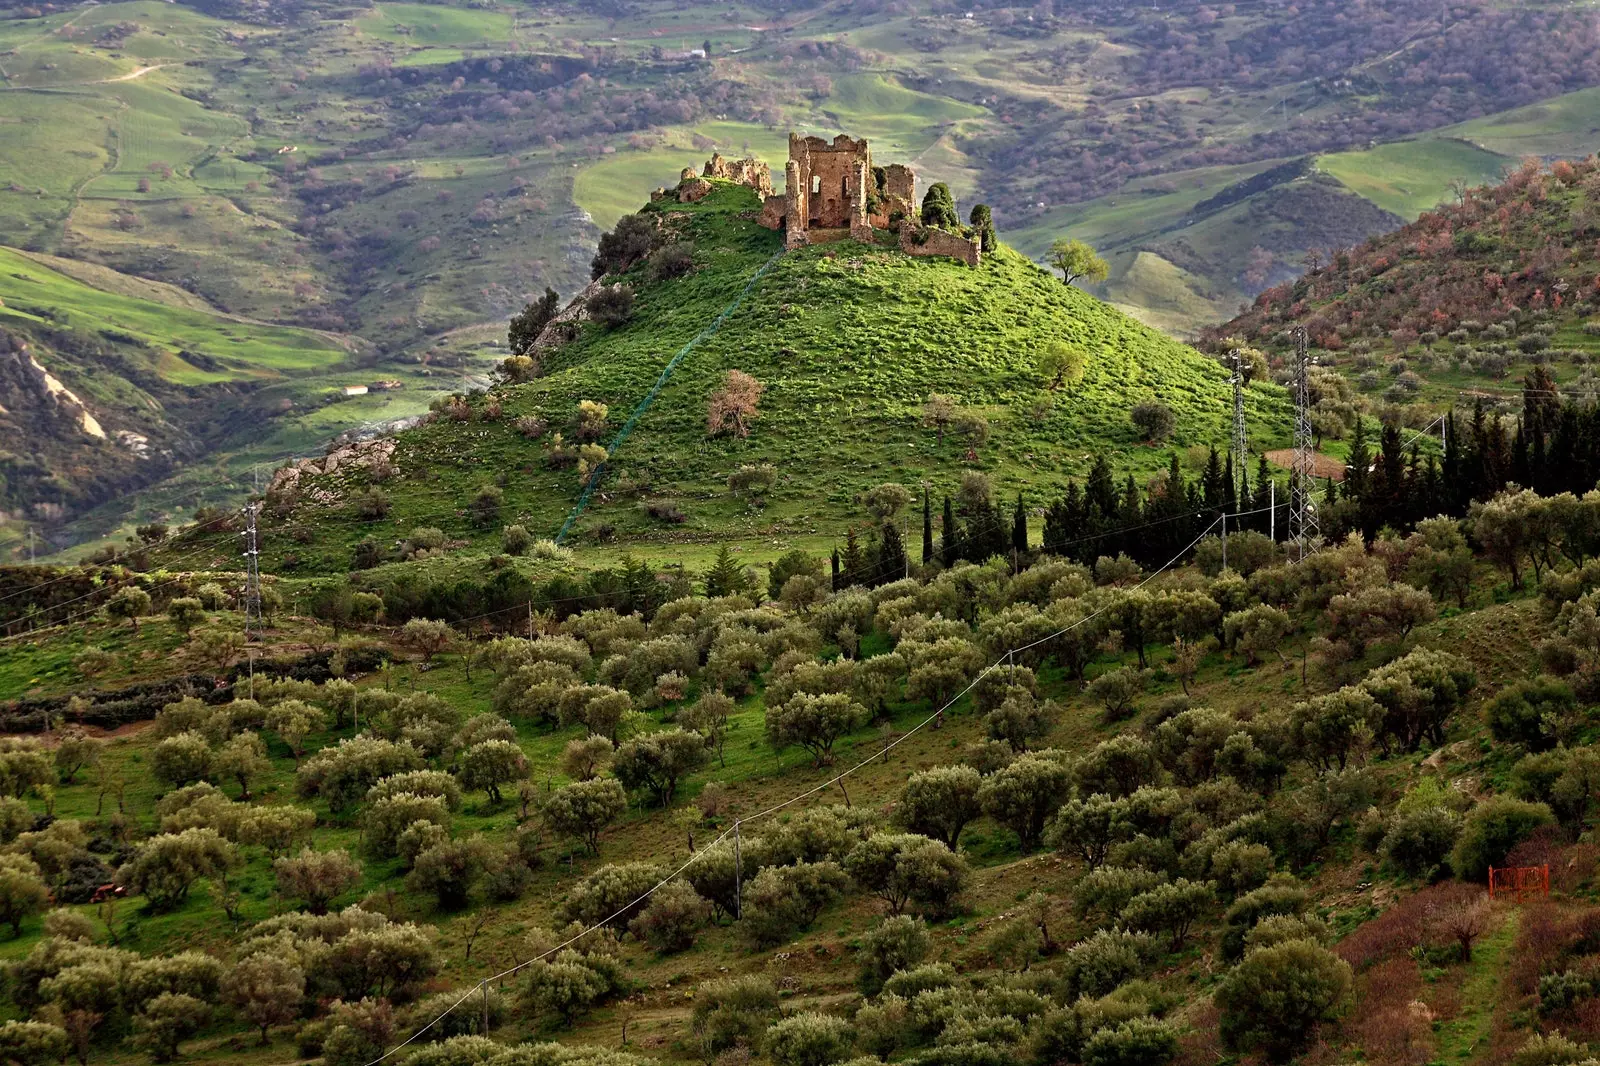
[1318,138,1511,219]
[0,245,344,381]
[1443,85,1600,159]
[819,72,988,155]
[353,2,515,47]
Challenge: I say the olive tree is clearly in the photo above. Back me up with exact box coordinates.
[455,739,529,804]
[274,847,363,914]
[613,729,708,806]
[118,828,238,911]
[0,855,48,937]
[1216,940,1353,1062]
[543,778,627,855]
[979,753,1072,851]
[223,953,305,1044]
[766,693,869,767]
[895,765,982,849]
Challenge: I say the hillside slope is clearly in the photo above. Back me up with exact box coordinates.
[262,180,1288,573]
[0,244,488,556]
[1209,157,1600,417]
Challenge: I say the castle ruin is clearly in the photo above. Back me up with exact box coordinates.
[659,132,980,266]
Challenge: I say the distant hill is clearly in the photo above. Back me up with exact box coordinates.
[1218,157,1600,350]
[246,178,1288,574]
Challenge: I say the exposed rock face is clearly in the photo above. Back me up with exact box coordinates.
[268,437,397,497]
[530,277,608,353]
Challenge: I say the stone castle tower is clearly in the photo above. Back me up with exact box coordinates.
[662,132,981,266]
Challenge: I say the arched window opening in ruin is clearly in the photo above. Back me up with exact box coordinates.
[842,176,849,198]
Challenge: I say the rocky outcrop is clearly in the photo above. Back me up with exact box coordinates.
[267,437,396,497]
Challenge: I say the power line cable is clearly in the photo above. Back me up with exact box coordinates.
[360,512,1232,1065]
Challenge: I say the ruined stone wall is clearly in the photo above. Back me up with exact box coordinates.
[703,152,774,198]
[883,164,917,222]
[900,224,981,267]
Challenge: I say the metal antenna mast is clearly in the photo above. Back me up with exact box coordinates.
[242,501,263,639]
[1289,326,1319,561]
[1228,349,1248,500]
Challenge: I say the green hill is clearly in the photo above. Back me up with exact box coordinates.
[258,180,1289,573]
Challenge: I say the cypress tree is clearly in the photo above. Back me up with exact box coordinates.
[877,522,908,585]
[841,528,866,588]
[922,491,934,566]
[1011,494,1028,557]
[1345,418,1370,500]
[1222,453,1237,514]
[831,548,841,591]
[941,495,959,568]
[969,204,996,251]
[1202,446,1224,509]
[1086,454,1118,522]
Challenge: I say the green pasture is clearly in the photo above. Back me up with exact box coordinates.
[353,3,515,48]
[1318,138,1511,219]
[818,72,987,155]
[1443,86,1600,159]
[0,244,345,381]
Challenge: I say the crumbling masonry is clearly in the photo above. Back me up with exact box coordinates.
[659,133,980,266]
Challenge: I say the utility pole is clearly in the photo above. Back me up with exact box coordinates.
[1288,326,1319,561]
[733,821,743,920]
[241,501,263,640]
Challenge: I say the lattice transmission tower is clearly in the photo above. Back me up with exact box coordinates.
[241,501,263,638]
[1289,326,1319,560]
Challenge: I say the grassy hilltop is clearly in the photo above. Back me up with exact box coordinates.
[252,180,1288,575]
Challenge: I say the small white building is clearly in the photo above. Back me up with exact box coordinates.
[342,385,369,397]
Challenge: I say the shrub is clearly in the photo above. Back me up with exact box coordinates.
[1452,796,1556,881]
[858,914,930,995]
[1130,400,1175,442]
[1380,805,1461,879]
[765,1013,854,1066]
[1216,940,1353,1063]
[587,285,635,328]
[1063,929,1158,998]
[629,880,712,953]
[649,242,696,280]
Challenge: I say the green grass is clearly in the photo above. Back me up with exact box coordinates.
[0,244,344,381]
[1443,85,1600,159]
[818,73,988,155]
[265,181,1291,569]
[1318,138,1511,219]
[1432,908,1518,1063]
[353,3,515,48]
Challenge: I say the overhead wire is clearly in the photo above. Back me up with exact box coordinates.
[359,508,1259,1065]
